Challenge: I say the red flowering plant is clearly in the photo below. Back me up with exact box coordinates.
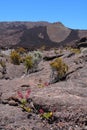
[39,107,57,122]
[44,82,50,87]
[38,80,50,88]
[39,108,53,120]
[17,89,31,112]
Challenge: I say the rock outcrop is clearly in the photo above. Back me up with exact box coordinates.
[76,37,87,48]
[0,48,87,129]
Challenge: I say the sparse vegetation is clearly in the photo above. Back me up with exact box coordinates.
[50,58,68,83]
[24,50,42,73]
[32,50,42,67]
[17,89,32,112]
[1,46,87,129]
[24,55,33,73]
[70,48,81,54]
[10,50,21,65]
[16,47,26,55]
[66,47,81,54]
[39,109,53,120]
[17,89,56,123]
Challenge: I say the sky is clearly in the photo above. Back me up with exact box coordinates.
[0,0,87,29]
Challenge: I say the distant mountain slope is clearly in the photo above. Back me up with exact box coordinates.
[0,21,87,49]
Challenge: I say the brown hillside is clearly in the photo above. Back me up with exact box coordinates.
[0,21,87,49]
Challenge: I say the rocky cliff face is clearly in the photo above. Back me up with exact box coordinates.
[0,21,87,49]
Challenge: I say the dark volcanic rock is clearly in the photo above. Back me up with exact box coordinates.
[77,41,87,48]
[76,37,87,48]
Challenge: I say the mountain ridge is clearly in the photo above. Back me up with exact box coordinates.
[0,21,87,49]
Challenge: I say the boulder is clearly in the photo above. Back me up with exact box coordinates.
[6,63,25,79]
[77,42,87,48]
[76,37,87,48]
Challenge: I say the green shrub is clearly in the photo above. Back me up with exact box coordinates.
[24,55,33,73]
[10,50,20,65]
[28,50,42,60]
[50,58,68,83]
[32,51,42,64]
[24,51,42,74]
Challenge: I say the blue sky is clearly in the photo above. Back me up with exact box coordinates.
[0,0,87,29]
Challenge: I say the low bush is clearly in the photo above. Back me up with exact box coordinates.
[25,50,42,73]
[32,50,42,66]
[24,55,33,73]
[10,50,20,65]
[50,58,68,83]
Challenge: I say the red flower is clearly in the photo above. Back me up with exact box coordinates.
[17,91,24,99]
[44,82,49,86]
[25,89,31,99]
[39,109,44,114]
